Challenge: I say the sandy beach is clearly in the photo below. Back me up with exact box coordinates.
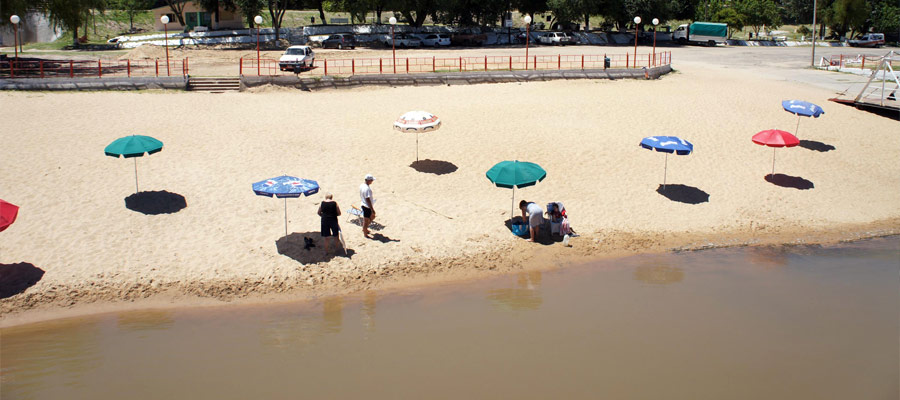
[2,46,899,326]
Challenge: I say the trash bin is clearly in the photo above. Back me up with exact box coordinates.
[604,57,610,69]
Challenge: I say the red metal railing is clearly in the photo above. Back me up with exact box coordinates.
[820,54,900,70]
[0,58,189,78]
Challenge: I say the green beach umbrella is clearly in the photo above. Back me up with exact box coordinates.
[105,135,164,193]
[486,160,547,219]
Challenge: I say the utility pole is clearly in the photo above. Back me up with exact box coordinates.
[811,0,817,67]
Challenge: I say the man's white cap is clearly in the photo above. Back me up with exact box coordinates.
[365,174,375,181]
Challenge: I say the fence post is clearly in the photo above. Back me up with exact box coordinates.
[98,60,102,78]
[324,59,328,75]
[185,58,189,76]
[40,61,44,78]
[839,54,843,68]
[648,52,651,68]
[459,56,462,72]
[379,58,383,74]
[604,53,607,70]
[626,53,629,69]
[433,56,436,73]
[581,54,584,70]
[352,59,355,75]
[558,54,561,70]
[127,59,131,77]
[484,56,487,71]
[533,55,536,70]
[406,57,409,73]
[509,56,512,71]
[156,59,159,77]
[861,56,865,70]
[239,57,242,76]
[70,61,74,78]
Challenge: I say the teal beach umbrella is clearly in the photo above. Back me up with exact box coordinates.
[105,135,164,193]
[486,160,547,219]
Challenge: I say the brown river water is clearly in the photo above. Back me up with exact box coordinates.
[2,237,898,399]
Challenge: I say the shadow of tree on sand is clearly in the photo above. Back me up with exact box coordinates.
[276,232,355,263]
[799,140,836,152]
[656,184,710,204]
[0,262,45,299]
[409,159,458,175]
[765,174,815,190]
[125,191,187,215]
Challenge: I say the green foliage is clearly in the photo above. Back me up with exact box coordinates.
[45,0,108,45]
[795,24,810,35]
[736,0,781,35]
[110,0,154,29]
[435,0,507,26]
[869,1,899,34]
[826,0,868,37]
[713,7,743,37]
[235,0,264,26]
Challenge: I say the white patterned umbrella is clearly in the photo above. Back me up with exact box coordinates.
[393,111,441,161]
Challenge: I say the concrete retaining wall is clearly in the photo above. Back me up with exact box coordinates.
[0,77,187,91]
[242,65,672,91]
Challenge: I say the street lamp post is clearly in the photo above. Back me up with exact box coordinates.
[160,15,170,76]
[810,0,817,67]
[652,18,659,66]
[633,16,641,69]
[9,15,19,64]
[524,15,532,70]
[254,15,263,76]
[389,17,397,74]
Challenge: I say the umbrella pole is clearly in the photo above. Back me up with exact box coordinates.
[284,197,288,237]
[133,157,139,193]
[663,153,668,190]
[416,133,419,162]
[511,186,515,221]
[772,147,776,176]
[795,115,801,137]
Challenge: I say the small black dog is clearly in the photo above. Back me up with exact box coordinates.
[303,236,316,251]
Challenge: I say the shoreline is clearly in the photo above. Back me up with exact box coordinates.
[3,219,897,328]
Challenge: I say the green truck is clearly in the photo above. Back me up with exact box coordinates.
[671,22,727,46]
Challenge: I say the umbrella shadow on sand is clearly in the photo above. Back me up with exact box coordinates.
[504,217,563,246]
[765,174,815,190]
[799,140,836,152]
[409,159,458,175]
[125,191,187,215]
[276,232,355,263]
[656,184,710,204]
[0,262,45,299]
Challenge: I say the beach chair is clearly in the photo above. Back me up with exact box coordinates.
[546,202,574,236]
[347,205,365,222]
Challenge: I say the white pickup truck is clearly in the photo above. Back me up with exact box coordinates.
[279,45,316,72]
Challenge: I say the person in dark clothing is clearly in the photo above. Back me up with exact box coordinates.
[317,193,342,253]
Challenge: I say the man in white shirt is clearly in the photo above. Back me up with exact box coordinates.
[359,174,375,237]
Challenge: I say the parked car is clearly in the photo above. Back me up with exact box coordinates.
[384,33,422,48]
[538,32,576,45]
[848,33,885,48]
[420,33,451,47]
[279,45,315,72]
[321,33,357,49]
[451,29,487,46]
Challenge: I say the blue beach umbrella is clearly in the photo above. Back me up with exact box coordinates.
[640,136,693,190]
[252,175,320,237]
[782,100,824,137]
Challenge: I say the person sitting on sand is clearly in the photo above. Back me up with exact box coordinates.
[519,200,544,242]
[317,193,342,253]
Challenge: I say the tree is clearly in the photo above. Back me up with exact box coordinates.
[112,0,154,30]
[512,0,548,21]
[234,0,264,27]
[45,0,107,45]
[265,0,292,42]
[825,0,868,38]
[395,0,437,27]
[737,0,781,36]
[868,0,899,37]
[713,6,743,37]
[197,0,238,25]
[164,0,188,26]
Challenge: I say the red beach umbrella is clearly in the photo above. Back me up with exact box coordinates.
[0,199,19,233]
[752,129,799,176]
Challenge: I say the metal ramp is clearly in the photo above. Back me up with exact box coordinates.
[829,50,899,120]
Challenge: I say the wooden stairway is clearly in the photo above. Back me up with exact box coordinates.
[187,77,241,93]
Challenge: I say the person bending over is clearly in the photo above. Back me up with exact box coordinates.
[519,200,544,242]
